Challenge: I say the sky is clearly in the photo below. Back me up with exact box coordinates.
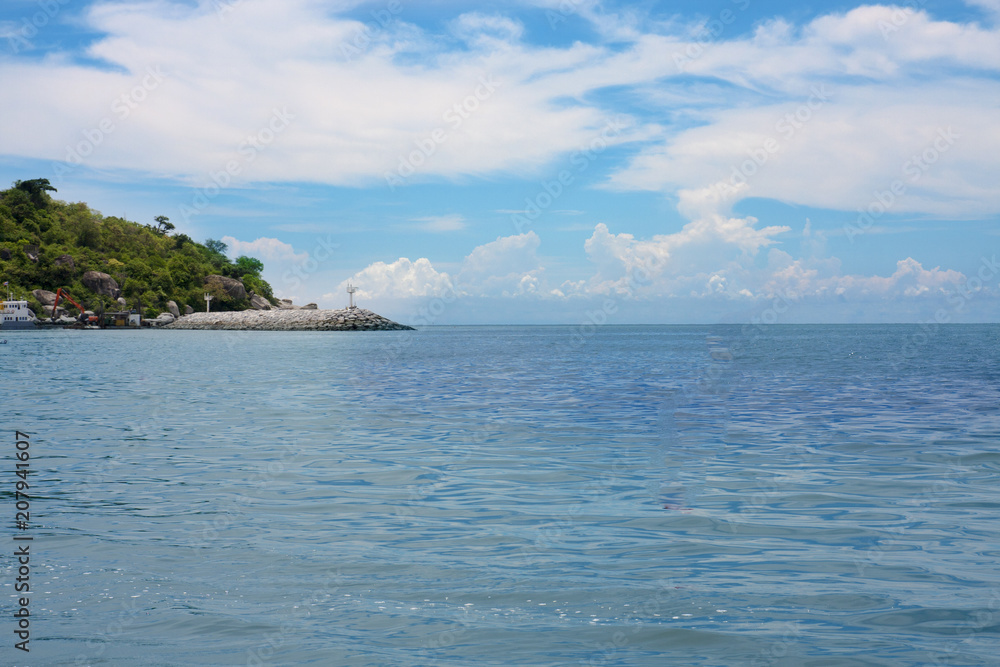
[1,0,999,324]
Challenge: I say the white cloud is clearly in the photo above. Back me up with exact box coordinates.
[340,232,545,301]
[412,214,466,233]
[605,7,1000,217]
[451,12,525,45]
[0,0,651,188]
[220,235,308,262]
[965,0,1000,18]
[457,231,544,297]
[334,257,454,299]
[582,183,789,296]
[2,1,998,221]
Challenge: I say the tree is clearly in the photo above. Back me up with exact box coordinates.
[204,238,228,255]
[234,255,264,278]
[153,215,175,235]
[14,178,56,207]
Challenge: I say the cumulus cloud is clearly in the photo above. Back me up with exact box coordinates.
[340,232,545,301]
[457,232,543,296]
[220,235,308,262]
[334,257,454,299]
[582,183,790,296]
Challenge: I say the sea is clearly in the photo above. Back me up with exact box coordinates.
[2,324,999,666]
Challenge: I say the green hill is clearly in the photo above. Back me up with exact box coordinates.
[0,178,275,317]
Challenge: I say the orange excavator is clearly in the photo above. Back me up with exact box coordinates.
[51,288,98,324]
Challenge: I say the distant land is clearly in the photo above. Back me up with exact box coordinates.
[0,178,276,318]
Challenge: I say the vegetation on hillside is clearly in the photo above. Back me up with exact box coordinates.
[0,178,275,317]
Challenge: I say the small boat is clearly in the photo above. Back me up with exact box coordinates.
[1,287,39,330]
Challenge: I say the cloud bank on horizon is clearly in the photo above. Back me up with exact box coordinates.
[2,0,999,322]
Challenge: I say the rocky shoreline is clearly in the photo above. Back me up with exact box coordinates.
[163,307,414,331]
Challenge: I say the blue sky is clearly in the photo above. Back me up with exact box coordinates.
[2,0,999,323]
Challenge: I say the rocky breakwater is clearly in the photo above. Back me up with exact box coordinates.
[163,307,414,331]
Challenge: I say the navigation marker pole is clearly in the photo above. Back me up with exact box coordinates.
[204,293,213,313]
[347,283,357,309]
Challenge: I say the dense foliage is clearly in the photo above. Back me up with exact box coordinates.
[0,179,275,317]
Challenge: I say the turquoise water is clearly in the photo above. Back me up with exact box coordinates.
[2,325,1000,665]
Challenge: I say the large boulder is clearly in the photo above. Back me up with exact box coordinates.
[147,312,175,327]
[249,294,271,310]
[117,297,128,308]
[81,271,121,298]
[33,289,57,306]
[54,254,74,268]
[276,298,299,310]
[204,275,246,301]
[0,248,11,260]
[302,303,318,310]
[184,304,194,315]
[166,300,180,318]
[23,244,39,263]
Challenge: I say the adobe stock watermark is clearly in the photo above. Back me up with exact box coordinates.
[340,0,403,59]
[4,0,70,53]
[247,567,345,666]
[888,253,999,370]
[580,579,683,666]
[568,259,660,348]
[384,75,500,190]
[73,588,147,665]
[361,282,461,376]
[511,115,629,233]
[722,85,832,195]
[212,0,245,20]
[281,235,340,292]
[545,0,587,29]
[52,66,168,182]
[844,126,959,243]
[672,0,751,72]
[178,107,294,222]
[877,0,928,39]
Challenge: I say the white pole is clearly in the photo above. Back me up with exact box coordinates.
[204,293,213,313]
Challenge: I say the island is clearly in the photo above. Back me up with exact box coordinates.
[0,178,414,331]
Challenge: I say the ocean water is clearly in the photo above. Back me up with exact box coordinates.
[2,324,1000,666]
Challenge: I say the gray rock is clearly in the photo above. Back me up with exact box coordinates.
[0,248,11,260]
[148,312,175,327]
[249,294,271,310]
[33,289,57,306]
[184,304,194,315]
[81,271,121,298]
[204,275,246,301]
[166,300,180,318]
[54,254,74,268]
[117,297,128,308]
[302,303,318,310]
[276,299,299,310]
[163,307,414,331]
[23,244,39,263]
